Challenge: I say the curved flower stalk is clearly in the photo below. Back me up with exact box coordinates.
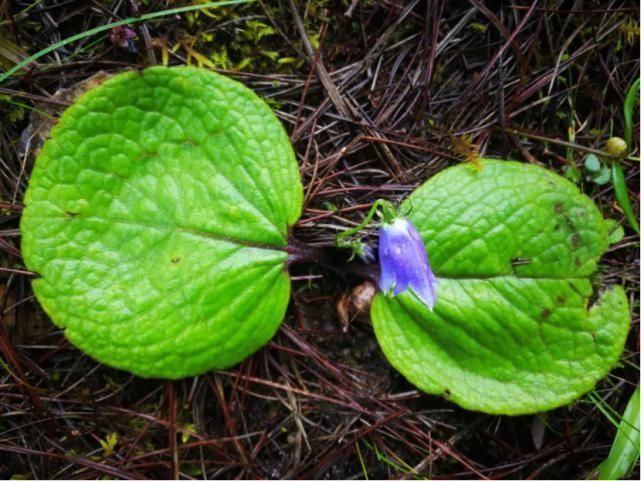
[378,217,437,310]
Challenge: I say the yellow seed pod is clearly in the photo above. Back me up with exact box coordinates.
[604,137,628,158]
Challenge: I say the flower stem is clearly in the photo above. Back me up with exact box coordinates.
[286,241,379,281]
[335,199,396,248]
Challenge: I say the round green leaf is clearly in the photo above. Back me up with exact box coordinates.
[20,66,303,379]
[584,153,601,172]
[592,167,612,186]
[371,159,630,414]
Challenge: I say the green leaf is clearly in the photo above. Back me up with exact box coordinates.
[20,67,303,379]
[371,159,630,414]
[584,153,601,172]
[605,219,625,245]
[564,164,582,183]
[592,167,611,185]
[181,423,197,444]
[598,386,640,480]
[99,432,118,457]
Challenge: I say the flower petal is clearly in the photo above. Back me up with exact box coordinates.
[404,220,437,308]
[377,221,396,293]
[378,218,437,309]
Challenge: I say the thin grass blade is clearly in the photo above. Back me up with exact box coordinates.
[623,78,640,149]
[0,0,255,84]
[611,160,640,234]
[598,386,640,480]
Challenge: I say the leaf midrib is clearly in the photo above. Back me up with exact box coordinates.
[29,213,290,253]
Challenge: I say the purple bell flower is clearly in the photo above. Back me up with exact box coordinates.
[378,218,437,309]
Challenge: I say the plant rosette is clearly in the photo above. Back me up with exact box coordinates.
[21,68,630,415]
